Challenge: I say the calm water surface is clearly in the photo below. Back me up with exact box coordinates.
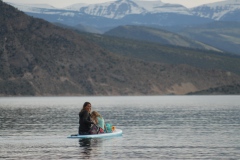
[0,96,240,159]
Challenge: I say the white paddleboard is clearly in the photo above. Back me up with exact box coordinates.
[67,129,123,139]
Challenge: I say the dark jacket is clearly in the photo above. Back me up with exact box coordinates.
[78,110,93,134]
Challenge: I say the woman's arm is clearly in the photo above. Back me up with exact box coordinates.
[82,111,93,125]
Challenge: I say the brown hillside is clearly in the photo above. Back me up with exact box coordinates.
[1,1,240,96]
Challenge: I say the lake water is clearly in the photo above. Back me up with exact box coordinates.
[0,96,240,159]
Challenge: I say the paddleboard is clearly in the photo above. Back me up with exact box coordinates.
[67,129,122,139]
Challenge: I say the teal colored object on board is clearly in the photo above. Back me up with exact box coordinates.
[105,123,112,133]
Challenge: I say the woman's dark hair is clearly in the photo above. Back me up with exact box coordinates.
[80,102,91,113]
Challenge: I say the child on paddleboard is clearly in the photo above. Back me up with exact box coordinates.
[91,111,105,130]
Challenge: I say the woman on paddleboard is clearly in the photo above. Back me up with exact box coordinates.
[78,102,94,135]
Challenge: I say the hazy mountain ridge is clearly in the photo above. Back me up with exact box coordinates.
[1,1,240,96]
[104,25,220,51]
[179,21,240,55]
[7,2,57,11]
[79,31,240,75]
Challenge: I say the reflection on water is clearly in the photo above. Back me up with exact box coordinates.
[0,96,240,159]
[79,139,92,147]
[79,139,92,158]
[78,138,105,159]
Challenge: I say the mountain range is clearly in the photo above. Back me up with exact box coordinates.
[6,0,240,56]
[7,0,240,30]
[0,0,215,31]
[1,1,240,96]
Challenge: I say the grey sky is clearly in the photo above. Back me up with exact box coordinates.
[3,0,225,8]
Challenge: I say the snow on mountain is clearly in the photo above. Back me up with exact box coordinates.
[63,0,191,19]
[74,0,146,19]
[134,1,191,15]
[64,3,88,11]
[191,0,240,20]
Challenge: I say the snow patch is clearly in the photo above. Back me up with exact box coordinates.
[192,0,240,20]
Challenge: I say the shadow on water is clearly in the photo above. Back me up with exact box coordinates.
[79,139,92,158]
[79,138,92,148]
[78,138,105,158]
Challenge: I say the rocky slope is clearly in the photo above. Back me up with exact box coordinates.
[188,84,240,95]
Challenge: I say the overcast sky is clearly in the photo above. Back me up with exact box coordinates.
[3,0,225,8]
